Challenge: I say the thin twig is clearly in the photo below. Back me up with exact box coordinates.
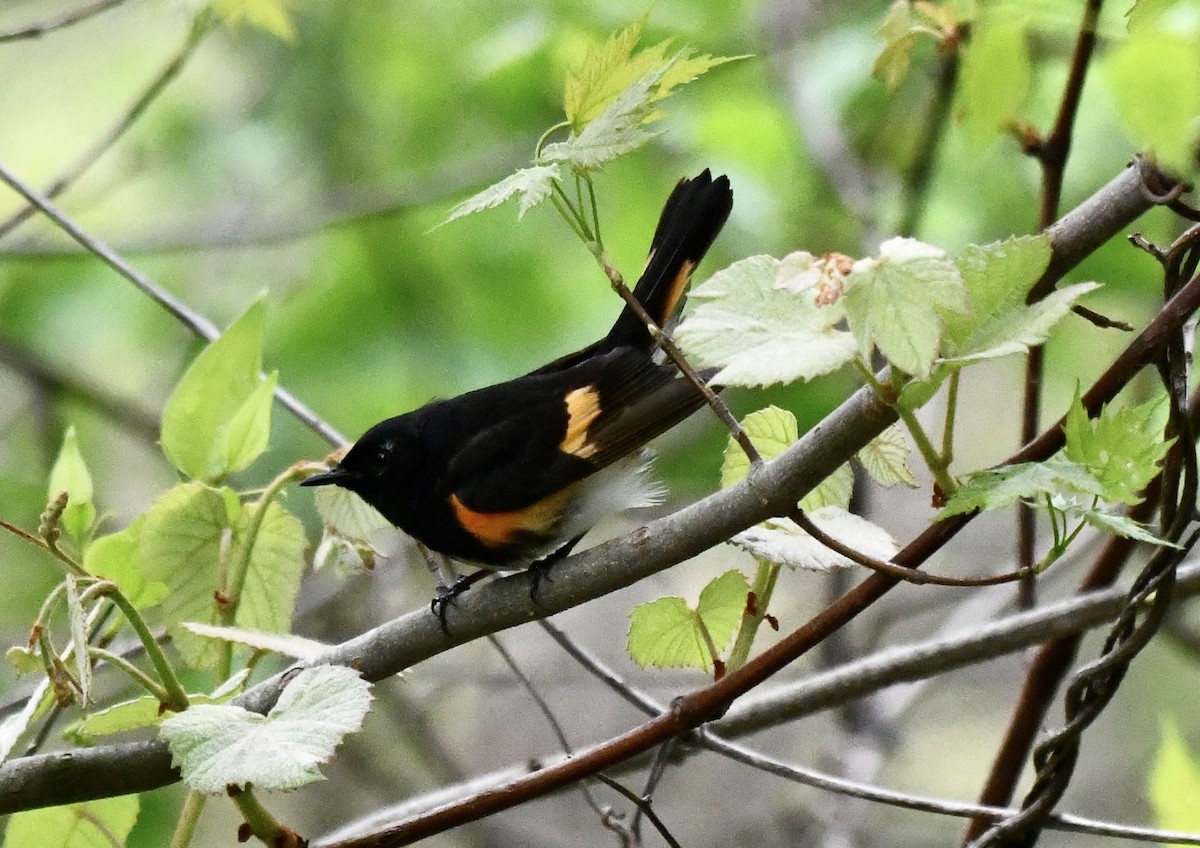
[0,0,125,42]
[0,158,346,447]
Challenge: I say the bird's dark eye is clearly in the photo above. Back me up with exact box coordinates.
[373,440,394,470]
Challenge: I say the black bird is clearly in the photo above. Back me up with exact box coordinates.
[303,170,733,613]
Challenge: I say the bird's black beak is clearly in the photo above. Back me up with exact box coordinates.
[301,467,355,487]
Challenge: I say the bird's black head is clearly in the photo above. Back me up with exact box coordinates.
[301,415,420,524]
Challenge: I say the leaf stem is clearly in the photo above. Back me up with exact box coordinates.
[725,559,780,674]
[228,785,306,848]
[942,370,959,466]
[87,648,170,703]
[168,791,207,848]
[858,364,957,496]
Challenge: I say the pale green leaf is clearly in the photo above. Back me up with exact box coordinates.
[857,425,918,487]
[48,426,95,544]
[676,255,857,388]
[564,18,663,128]
[65,575,91,706]
[2,795,139,848]
[161,296,272,481]
[940,455,1107,518]
[160,665,372,793]
[1150,718,1200,832]
[1080,508,1180,547]
[182,622,330,661]
[441,165,561,226]
[541,66,664,170]
[66,674,248,745]
[218,370,277,476]
[212,0,295,40]
[720,406,798,488]
[1063,391,1172,505]
[958,17,1032,147]
[84,519,168,609]
[232,500,307,639]
[945,283,1100,363]
[628,596,703,670]
[872,0,954,90]
[799,464,855,512]
[730,508,899,571]
[135,483,234,669]
[844,238,967,378]
[312,531,377,576]
[5,646,41,675]
[1105,31,1200,174]
[696,569,751,655]
[314,486,391,540]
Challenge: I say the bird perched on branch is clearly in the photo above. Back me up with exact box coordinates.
[303,170,733,622]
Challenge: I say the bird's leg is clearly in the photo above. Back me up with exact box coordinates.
[528,533,586,601]
[431,569,490,633]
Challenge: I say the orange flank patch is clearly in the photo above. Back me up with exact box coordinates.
[449,490,570,549]
[560,386,601,459]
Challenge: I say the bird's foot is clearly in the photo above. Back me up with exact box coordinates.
[430,571,488,633]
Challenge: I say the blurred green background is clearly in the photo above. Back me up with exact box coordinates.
[0,0,1196,845]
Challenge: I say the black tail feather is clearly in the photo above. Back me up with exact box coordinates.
[604,169,733,351]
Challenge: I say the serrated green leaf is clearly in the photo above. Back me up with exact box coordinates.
[541,66,664,170]
[315,486,391,541]
[442,165,561,226]
[160,665,372,793]
[84,519,168,610]
[48,426,95,544]
[1063,391,1172,505]
[799,464,855,512]
[958,17,1032,147]
[628,597,701,670]
[844,238,967,378]
[65,575,91,706]
[1105,31,1200,174]
[2,794,139,848]
[66,675,247,745]
[941,235,1087,363]
[213,0,295,40]
[940,455,1107,518]
[696,570,751,655]
[1150,718,1200,832]
[720,406,798,488]
[161,296,272,482]
[135,483,234,669]
[232,499,307,640]
[857,425,918,487]
[872,0,954,90]
[1080,508,1180,547]
[676,255,857,388]
[182,622,330,661]
[730,508,899,571]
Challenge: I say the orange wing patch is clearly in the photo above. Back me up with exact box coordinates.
[449,490,571,549]
[661,258,696,324]
[560,386,601,459]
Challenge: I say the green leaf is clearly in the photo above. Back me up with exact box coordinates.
[66,673,249,744]
[843,238,967,378]
[441,165,561,226]
[799,464,855,512]
[857,425,918,488]
[160,665,373,793]
[182,622,330,661]
[2,795,139,848]
[1063,391,1172,505]
[541,66,664,170]
[1150,718,1200,832]
[314,485,391,540]
[161,296,274,481]
[47,426,95,544]
[6,646,41,676]
[212,0,295,40]
[84,519,168,609]
[940,455,1106,518]
[1105,30,1200,174]
[627,570,749,672]
[230,499,307,639]
[676,255,857,388]
[135,483,235,669]
[720,406,798,488]
[730,508,899,571]
[957,16,1032,148]
[562,18,740,130]
[1079,508,1179,547]
[64,575,91,706]
[872,0,956,90]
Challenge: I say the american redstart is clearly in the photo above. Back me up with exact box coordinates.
[303,170,733,616]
